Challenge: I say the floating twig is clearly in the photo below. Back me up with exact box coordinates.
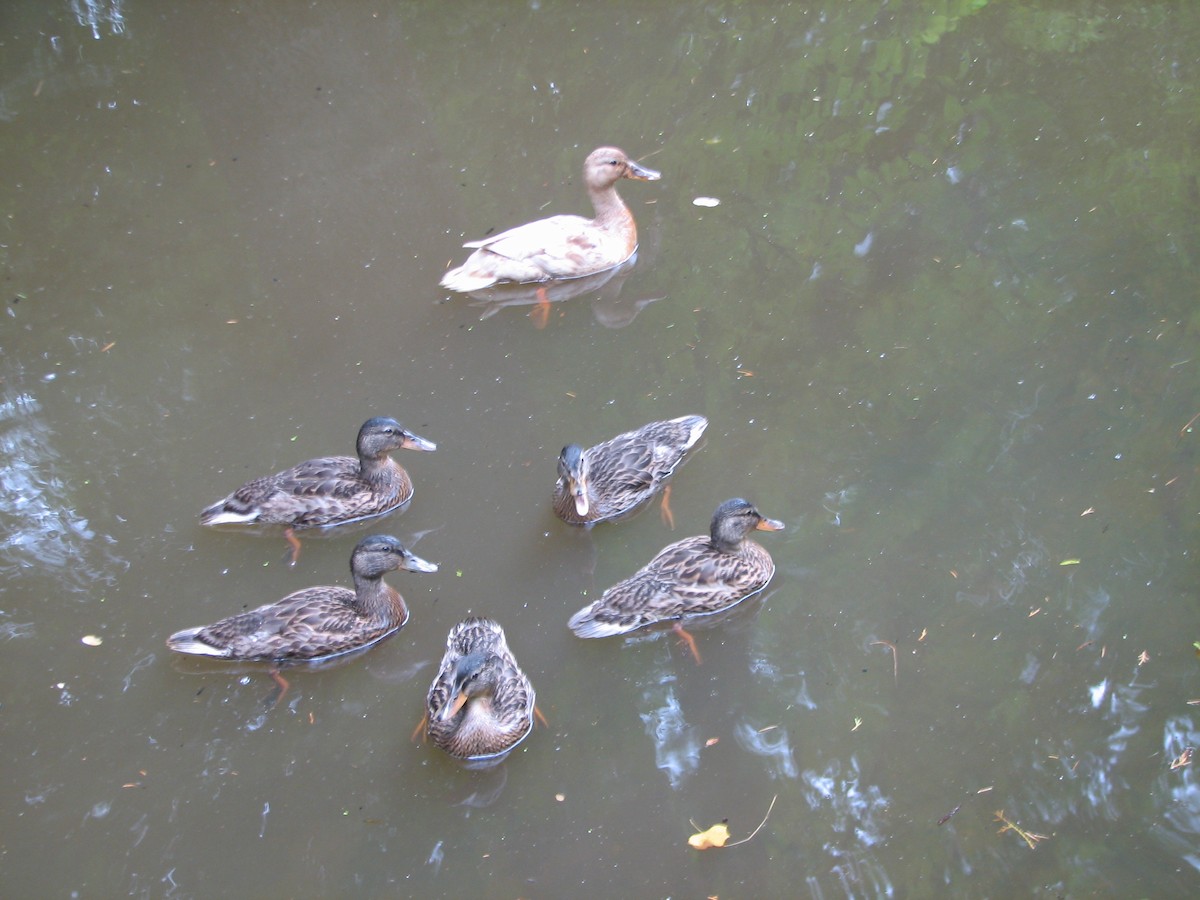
[870,640,898,682]
[936,804,961,826]
[994,809,1049,850]
[725,794,778,847]
[687,794,778,850]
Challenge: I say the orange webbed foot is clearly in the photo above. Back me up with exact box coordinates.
[410,711,429,744]
[530,286,551,329]
[673,621,702,665]
[659,483,676,530]
[283,526,302,566]
[267,668,291,708]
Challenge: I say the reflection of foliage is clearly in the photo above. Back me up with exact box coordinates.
[1003,7,1110,54]
[416,1,1200,588]
[414,8,1200,888]
[0,387,124,592]
[425,1,1197,377]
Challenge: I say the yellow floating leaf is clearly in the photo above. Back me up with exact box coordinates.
[688,822,730,849]
[687,795,778,851]
[1059,559,1081,566]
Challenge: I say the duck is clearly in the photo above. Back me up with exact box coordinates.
[439,146,661,293]
[424,617,537,762]
[554,415,708,528]
[567,498,784,663]
[166,534,438,664]
[200,417,436,562]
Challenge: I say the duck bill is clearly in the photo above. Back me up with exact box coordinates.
[401,432,438,452]
[627,160,661,181]
[756,517,785,532]
[439,690,469,722]
[571,480,590,517]
[403,551,440,574]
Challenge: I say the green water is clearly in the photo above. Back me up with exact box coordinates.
[2,1,1198,896]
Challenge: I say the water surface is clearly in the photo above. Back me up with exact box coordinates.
[2,1,1199,896]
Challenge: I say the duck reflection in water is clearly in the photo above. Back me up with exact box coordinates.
[466,255,661,329]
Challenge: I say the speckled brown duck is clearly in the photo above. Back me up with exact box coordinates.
[200,417,436,562]
[567,498,783,663]
[424,617,536,762]
[166,534,437,662]
[553,415,707,528]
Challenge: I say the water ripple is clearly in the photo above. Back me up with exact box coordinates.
[639,684,700,789]
[803,755,891,844]
[1157,715,1200,875]
[801,760,897,900]
[0,384,126,594]
[733,719,798,779]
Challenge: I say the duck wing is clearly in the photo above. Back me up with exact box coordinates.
[167,586,389,661]
[569,536,775,638]
[202,456,405,527]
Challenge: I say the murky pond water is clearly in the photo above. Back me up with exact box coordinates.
[3,1,1199,896]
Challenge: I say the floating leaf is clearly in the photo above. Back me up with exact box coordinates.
[1059,559,1081,566]
[688,822,730,849]
[687,795,778,850]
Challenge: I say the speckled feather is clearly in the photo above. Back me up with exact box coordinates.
[568,499,783,638]
[440,147,660,291]
[166,535,437,661]
[553,415,708,525]
[200,417,435,529]
[425,618,535,761]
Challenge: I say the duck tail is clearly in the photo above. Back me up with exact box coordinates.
[165,628,231,658]
[567,605,638,639]
[681,414,709,449]
[439,265,498,293]
[199,500,260,526]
